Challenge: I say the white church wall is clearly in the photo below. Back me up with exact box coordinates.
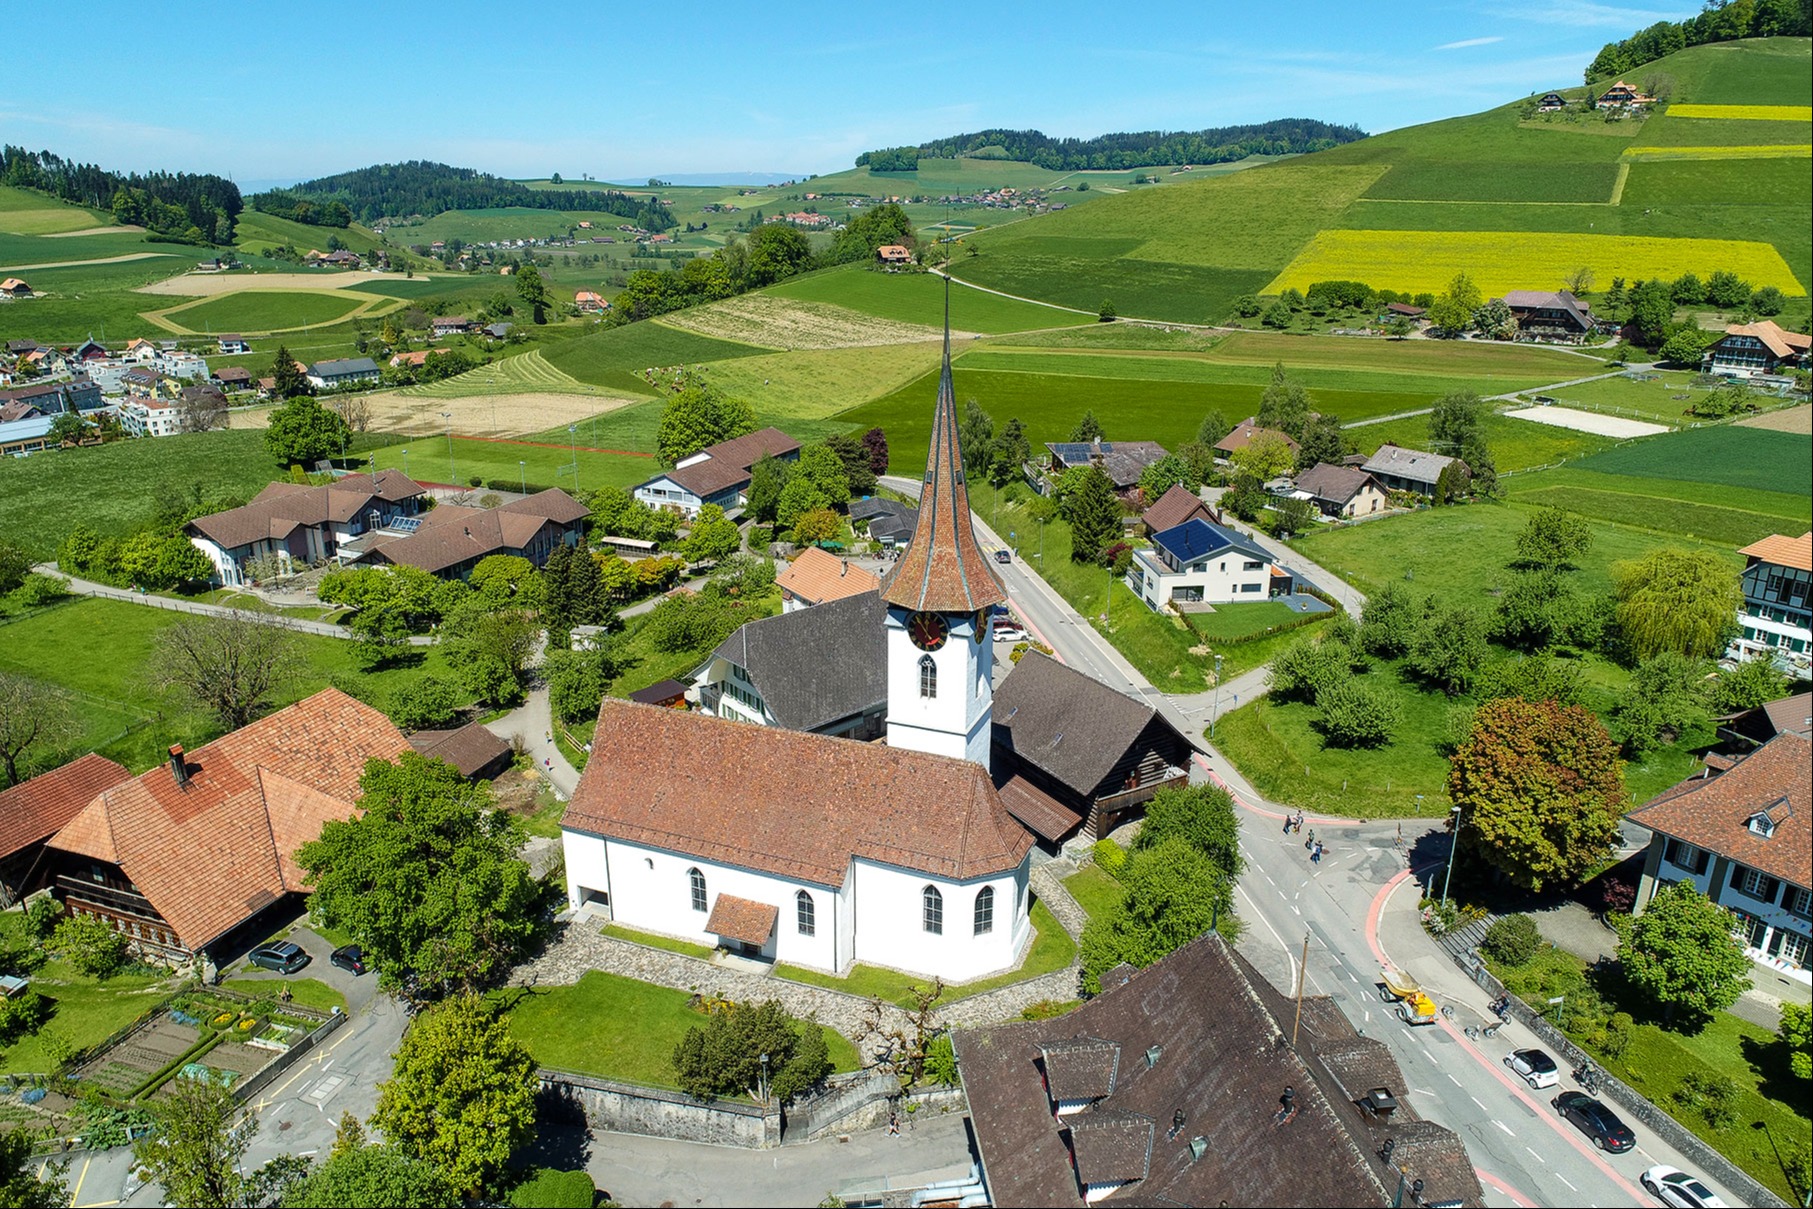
[884,607,993,768]
[580,834,844,972]
[563,830,613,910]
[852,856,1030,983]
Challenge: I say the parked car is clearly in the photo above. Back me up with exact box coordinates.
[1552,1091,1635,1152]
[1505,1048,1559,1089]
[248,941,310,975]
[991,617,1028,643]
[330,945,367,976]
[1641,1166,1727,1208]
[993,548,1012,564]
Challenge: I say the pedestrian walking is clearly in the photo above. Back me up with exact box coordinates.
[1282,814,1293,834]
[1311,841,1324,865]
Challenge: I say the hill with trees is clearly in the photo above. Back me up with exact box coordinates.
[0,145,242,244]
[858,119,1366,172]
[280,161,676,230]
[1588,0,1811,81]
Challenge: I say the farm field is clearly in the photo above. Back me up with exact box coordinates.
[377,206,680,247]
[768,265,1093,333]
[1569,425,1813,495]
[1620,143,1811,161]
[1505,466,1811,545]
[1633,115,1812,147]
[399,349,598,398]
[1619,156,1811,206]
[1665,103,1813,121]
[1353,411,1617,472]
[364,433,655,492]
[0,184,114,235]
[0,429,281,556]
[659,293,946,349]
[1265,229,1804,297]
[151,289,383,334]
[541,319,769,393]
[1288,500,1741,612]
[233,210,389,257]
[0,596,478,775]
[703,342,945,420]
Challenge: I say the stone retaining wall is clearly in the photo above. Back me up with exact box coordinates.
[540,1068,780,1149]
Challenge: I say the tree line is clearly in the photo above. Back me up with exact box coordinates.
[0,145,241,244]
[280,160,675,229]
[246,189,354,228]
[856,119,1367,172]
[1587,0,1811,82]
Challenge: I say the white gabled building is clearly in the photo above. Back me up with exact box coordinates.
[631,427,800,517]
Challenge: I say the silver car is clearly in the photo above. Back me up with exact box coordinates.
[1504,1047,1559,1089]
[1641,1166,1727,1208]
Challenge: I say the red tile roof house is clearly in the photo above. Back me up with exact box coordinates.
[1139,482,1217,536]
[185,469,427,586]
[875,244,913,267]
[431,315,475,338]
[0,755,131,907]
[1629,732,1812,986]
[574,291,608,313]
[1211,417,1300,466]
[1702,320,1812,379]
[42,690,411,967]
[350,489,589,579]
[631,427,801,517]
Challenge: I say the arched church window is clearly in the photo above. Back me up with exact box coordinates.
[919,655,937,699]
[974,886,995,936]
[688,867,707,913]
[922,885,944,934]
[797,890,815,937]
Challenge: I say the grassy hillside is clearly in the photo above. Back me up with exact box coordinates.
[948,38,1811,323]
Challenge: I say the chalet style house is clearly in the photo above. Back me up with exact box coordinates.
[632,427,801,517]
[1044,439,1171,498]
[1500,289,1595,340]
[0,755,130,908]
[1702,320,1812,378]
[1595,80,1655,109]
[42,690,410,965]
[1730,532,1812,674]
[1361,444,1466,499]
[1293,461,1388,519]
[186,469,426,585]
[350,489,588,579]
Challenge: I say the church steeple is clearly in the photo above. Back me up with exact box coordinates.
[882,277,1007,613]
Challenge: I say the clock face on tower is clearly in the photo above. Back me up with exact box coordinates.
[908,611,950,652]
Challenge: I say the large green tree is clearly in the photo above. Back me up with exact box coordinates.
[1620,881,1752,1029]
[1514,508,1593,571]
[1427,391,1485,462]
[1709,657,1788,715]
[1064,466,1121,565]
[1613,652,1713,756]
[1359,581,1418,658]
[298,753,546,999]
[671,999,832,1104]
[147,613,296,730]
[1080,839,1235,994]
[1131,782,1243,883]
[1613,547,1742,660]
[0,672,76,787]
[959,399,995,470]
[372,995,538,1196]
[1449,697,1627,892]
[744,224,815,286]
[514,266,550,323]
[795,444,852,508]
[1781,1003,1812,1081]
[1069,410,1104,443]
[269,343,313,399]
[0,1129,66,1208]
[826,202,914,265]
[654,383,756,466]
[1228,431,1295,483]
[1294,412,1347,472]
[281,1142,456,1208]
[264,397,350,468]
[437,597,540,705]
[745,454,790,525]
[682,503,742,564]
[132,1079,301,1209]
[1409,604,1488,695]
[1256,363,1311,438]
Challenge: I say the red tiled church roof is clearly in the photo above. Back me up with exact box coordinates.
[1631,732,1810,889]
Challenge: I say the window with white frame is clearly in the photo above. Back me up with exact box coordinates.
[1790,886,1811,918]
[1663,838,1709,875]
[919,655,937,699]
[974,886,995,936]
[922,885,943,934]
[688,867,707,912]
[796,890,815,937]
[1735,865,1779,903]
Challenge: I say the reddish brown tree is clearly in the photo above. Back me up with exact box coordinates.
[1448,697,1627,892]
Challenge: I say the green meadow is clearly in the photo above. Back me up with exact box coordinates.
[363,434,656,492]
[1506,467,1811,545]
[769,264,1092,332]
[1355,411,1617,472]
[158,289,379,333]
[542,319,770,392]
[1573,425,1812,494]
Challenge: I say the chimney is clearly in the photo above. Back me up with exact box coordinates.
[840,559,849,577]
[168,744,189,788]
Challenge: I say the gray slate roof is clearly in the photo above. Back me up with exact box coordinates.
[709,591,885,732]
[1361,443,1462,487]
[993,652,1196,795]
[1293,461,1380,506]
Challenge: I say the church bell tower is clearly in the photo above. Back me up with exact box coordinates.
[882,280,1008,769]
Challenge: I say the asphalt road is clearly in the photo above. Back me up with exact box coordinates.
[877,476,1745,1208]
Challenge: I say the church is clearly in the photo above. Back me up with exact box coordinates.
[560,315,1042,982]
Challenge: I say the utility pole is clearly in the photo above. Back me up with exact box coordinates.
[1211,653,1224,741]
[440,412,454,484]
[1292,932,1310,1048]
[1441,804,1463,906]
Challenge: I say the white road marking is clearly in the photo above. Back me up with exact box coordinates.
[1556,1174,1577,1192]
[1446,1074,1462,1086]
[1471,1095,1488,1111]
[1494,1121,1515,1137]
[1420,1047,1435,1063]
[1525,1146,1545,1164]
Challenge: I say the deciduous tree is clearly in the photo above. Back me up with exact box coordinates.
[1079,839,1235,994]
[387,675,463,732]
[132,1079,299,1209]
[1449,697,1626,892]
[0,1129,66,1208]
[1256,363,1311,438]
[437,598,539,706]
[1272,497,1319,537]
[654,384,756,466]
[146,613,295,730]
[1359,581,1418,657]
[672,999,831,1104]
[796,444,852,508]
[1228,431,1295,483]
[791,508,842,547]
[1514,507,1594,571]
[1318,679,1402,749]
[959,399,995,469]
[264,397,349,468]
[860,427,890,475]
[1709,656,1788,715]
[0,672,76,787]
[515,265,550,324]
[1195,410,1229,448]
[281,1140,457,1209]
[299,753,546,999]
[775,478,829,531]
[1132,782,1243,883]
[1409,604,1488,694]
[745,454,791,525]
[682,504,742,564]
[1613,547,1742,660]
[1613,652,1712,755]
[372,994,538,1195]
[1620,881,1752,1029]
[1780,1003,1812,1081]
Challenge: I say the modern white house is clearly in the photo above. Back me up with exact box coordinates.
[118,397,183,438]
[631,427,800,517]
[1729,532,1811,674]
[1126,518,1287,611]
[305,357,381,391]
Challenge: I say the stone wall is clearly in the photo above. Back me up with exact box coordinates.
[540,1069,780,1149]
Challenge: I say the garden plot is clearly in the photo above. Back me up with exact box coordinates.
[658,293,959,349]
[1502,404,1669,439]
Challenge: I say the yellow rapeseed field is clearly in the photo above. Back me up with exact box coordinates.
[1665,104,1813,121]
[1622,144,1812,160]
[1265,230,1807,297]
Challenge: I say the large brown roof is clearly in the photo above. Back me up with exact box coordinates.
[1294,461,1381,506]
[1723,320,1812,359]
[188,470,425,551]
[563,699,1032,886]
[1739,532,1812,573]
[993,653,1196,797]
[776,546,880,606]
[1630,732,1810,889]
[882,310,1006,613]
[705,893,777,946]
[1140,483,1213,533]
[0,754,131,861]
[407,721,512,779]
[1213,417,1300,456]
[363,489,586,573]
[956,933,1418,1208]
[661,427,801,499]
[47,689,410,950]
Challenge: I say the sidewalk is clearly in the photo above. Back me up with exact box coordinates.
[486,684,580,798]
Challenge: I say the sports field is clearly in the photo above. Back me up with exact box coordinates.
[363,433,655,492]
[151,289,381,334]
[1266,229,1805,297]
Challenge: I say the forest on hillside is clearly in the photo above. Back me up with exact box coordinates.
[856,119,1367,172]
[0,146,242,244]
[282,161,676,230]
[1588,0,1811,81]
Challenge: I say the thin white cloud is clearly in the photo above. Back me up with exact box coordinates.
[1497,0,1691,28]
[1435,36,1505,50]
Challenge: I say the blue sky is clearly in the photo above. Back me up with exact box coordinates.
[10,0,1690,185]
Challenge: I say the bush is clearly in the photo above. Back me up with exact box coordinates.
[54,912,129,979]
[1092,839,1127,879]
[25,895,63,941]
[509,1168,597,1209]
[1480,914,1542,967]
[0,989,52,1045]
[1317,679,1400,749]
[1673,1070,1740,1129]
[924,1034,958,1087]
[1021,1000,1074,1021]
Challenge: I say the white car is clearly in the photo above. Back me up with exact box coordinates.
[1504,1048,1559,1089]
[1641,1166,1727,1208]
[991,619,1028,643]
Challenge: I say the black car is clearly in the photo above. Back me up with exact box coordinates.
[330,945,367,975]
[248,941,310,975]
[1553,1090,1635,1152]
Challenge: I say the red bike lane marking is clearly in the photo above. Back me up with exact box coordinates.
[1369,869,1650,1202]
[1475,1167,1540,1208]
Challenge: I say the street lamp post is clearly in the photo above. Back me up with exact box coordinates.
[1440,804,1463,906]
[758,1052,770,1108]
[1211,653,1224,741]
[519,460,527,497]
[401,448,409,478]
[440,412,454,484]
[569,424,579,493]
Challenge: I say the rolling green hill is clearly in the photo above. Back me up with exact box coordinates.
[948,37,1812,324]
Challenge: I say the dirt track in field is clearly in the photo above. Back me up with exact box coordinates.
[230,391,635,438]
[136,270,456,296]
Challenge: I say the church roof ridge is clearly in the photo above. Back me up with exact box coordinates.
[882,276,1007,613]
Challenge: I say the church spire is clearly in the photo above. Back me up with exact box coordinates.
[882,273,1007,613]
